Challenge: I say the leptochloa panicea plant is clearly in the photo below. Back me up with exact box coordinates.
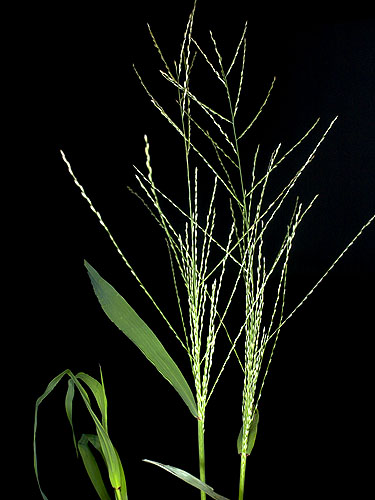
[34,2,374,499]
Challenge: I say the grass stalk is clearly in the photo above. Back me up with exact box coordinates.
[238,453,247,500]
[198,418,206,500]
[115,488,123,500]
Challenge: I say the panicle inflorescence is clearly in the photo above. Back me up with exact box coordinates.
[59,4,374,499]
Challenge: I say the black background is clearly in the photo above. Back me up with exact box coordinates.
[14,1,374,498]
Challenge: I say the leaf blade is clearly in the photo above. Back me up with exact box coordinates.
[84,260,198,418]
[65,378,78,455]
[76,371,108,430]
[143,460,230,500]
[237,409,259,456]
[34,369,72,499]
[34,369,127,496]
[78,434,112,500]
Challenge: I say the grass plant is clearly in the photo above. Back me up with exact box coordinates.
[34,368,127,500]
[34,1,374,499]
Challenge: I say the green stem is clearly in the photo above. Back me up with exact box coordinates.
[198,418,206,500]
[238,452,247,500]
[114,487,123,500]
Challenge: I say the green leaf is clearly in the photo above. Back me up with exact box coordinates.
[143,460,230,500]
[76,370,108,430]
[78,434,112,500]
[84,260,198,418]
[34,369,127,498]
[237,409,259,455]
[65,378,78,455]
[71,373,127,497]
[34,369,71,499]
[115,447,128,500]
[72,376,123,492]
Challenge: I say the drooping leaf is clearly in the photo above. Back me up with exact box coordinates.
[73,377,122,492]
[66,371,122,491]
[71,372,127,498]
[78,434,112,500]
[76,371,108,430]
[143,459,230,500]
[65,377,78,454]
[237,409,259,455]
[34,369,127,499]
[34,369,72,499]
[84,260,198,418]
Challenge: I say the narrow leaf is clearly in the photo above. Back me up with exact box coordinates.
[237,409,259,455]
[78,434,112,500]
[34,369,126,497]
[84,260,198,418]
[115,447,128,500]
[143,460,230,500]
[76,371,108,430]
[68,373,124,491]
[34,369,71,499]
[84,433,102,454]
[74,382,122,491]
[65,378,77,455]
